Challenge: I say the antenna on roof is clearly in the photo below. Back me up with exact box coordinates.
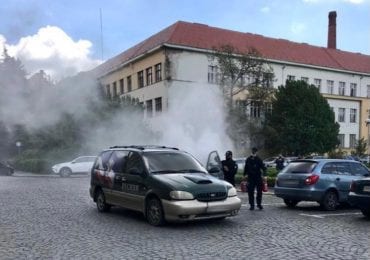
[99,8,104,60]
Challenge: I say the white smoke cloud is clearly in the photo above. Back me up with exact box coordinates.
[1,26,101,81]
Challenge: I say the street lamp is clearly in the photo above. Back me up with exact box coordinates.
[15,141,22,155]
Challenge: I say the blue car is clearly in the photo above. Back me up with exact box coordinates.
[274,159,370,210]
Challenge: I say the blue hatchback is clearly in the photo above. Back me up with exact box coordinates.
[274,159,370,210]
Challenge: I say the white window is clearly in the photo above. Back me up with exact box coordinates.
[338,108,345,122]
[146,99,153,118]
[208,65,218,84]
[350,83,357,97]
[338,134,345,148]
[350,109,357,123]
[287,75,295,81]
[301,77,309,83]
[367,85,370,98]
[338,82,345,96]
[327,80,334,94]
[314,79,321,92]
[350,134,356,148]
[250,101,261,118]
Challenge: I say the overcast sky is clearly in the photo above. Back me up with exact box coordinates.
[0,0,369,80]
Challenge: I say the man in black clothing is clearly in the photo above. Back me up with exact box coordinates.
[244,147,266,210]
[221,151,238,186]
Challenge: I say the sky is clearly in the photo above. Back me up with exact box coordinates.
[0,0,369,80]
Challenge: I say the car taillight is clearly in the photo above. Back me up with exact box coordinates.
[350,181,357,192]
[304,174,319,185]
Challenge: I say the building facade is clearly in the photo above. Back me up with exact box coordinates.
[93,15,370,152]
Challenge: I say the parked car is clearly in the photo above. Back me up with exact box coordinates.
[348,178,370,218]
[52,156,96,177]
[89,145,241,226]
[263,157,278,168]
[0,161,14,176]
[359,155,370,164]
[274,159,370,210]
[234,157,246,172]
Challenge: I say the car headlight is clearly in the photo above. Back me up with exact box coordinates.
[170,191,194,200]
[228,187,237,197]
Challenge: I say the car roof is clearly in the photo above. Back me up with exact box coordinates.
[290,159,361,163]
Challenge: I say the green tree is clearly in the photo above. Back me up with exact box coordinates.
[265,80,339,156]
[352,137,367,157]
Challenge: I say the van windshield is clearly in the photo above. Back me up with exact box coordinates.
[281,161,317,174]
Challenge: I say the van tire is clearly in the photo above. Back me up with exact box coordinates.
[146,198,165,226]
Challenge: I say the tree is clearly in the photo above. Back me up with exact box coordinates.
[265,80,339,156]
[210,44,274,108]
[353,137,367,157]
[209,45,275,152]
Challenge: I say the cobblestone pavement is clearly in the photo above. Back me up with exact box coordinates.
[0,173,369,260]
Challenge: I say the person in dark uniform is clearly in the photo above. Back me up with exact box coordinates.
[275,155,285,171]
[221,151,238,186]
[244,147,266,210]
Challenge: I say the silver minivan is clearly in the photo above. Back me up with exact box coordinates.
[274,159,370,210]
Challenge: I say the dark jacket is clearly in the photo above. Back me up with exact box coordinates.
[244,155,266,181]
[221,158,238,179]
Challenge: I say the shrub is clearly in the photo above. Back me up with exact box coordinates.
[14,158,49,173]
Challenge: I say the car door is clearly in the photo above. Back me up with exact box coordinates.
[91,151,114,202]
[108,151,130,206]
[206,150,223,179]
[120,151,147,212]
[333,161,355,201]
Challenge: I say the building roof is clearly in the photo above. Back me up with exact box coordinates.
[94,21,370,77]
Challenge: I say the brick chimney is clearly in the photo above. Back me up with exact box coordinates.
[327,11,337,49]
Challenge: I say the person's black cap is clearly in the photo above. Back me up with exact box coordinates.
[226,150,232,156]
[252,147,258,153]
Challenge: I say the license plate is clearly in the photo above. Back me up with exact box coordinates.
[283,180,298,185]
[363,186,370,192]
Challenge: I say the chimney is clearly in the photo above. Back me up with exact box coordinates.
[327,11,337,49]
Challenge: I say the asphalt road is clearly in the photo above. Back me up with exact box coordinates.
[0,172,369,260]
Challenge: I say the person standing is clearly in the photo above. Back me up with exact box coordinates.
[275,155,285,171]
[244,147,266,210]
[221,151,238,186]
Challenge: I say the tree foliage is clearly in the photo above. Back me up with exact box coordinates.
[265,80,339,156]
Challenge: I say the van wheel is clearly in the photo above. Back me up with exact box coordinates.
[96,189,111,212]
[361,209,370,219]
[146,198,165,226]
[284,199,299,208]
[320,191,338,211]
[59,167,72,177]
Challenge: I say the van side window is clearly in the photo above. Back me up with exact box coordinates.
[111,151,129,173]
[125,152,145,174]
[350,163,369,176]
[94,151,113,170]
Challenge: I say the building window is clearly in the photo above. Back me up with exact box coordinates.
[367,85,370,98]
[338,82,345,96]
[208,65,218,84]
[127,76,132,92]
[155,63,162,82]
[146,99,153,118]
[314,78,321,92]
[301,77,309,83]
[106,84,111,97]
[327,80,334,94]
[350,134,356,148]
[338,134,345,148]
[350,109,357,123]
[338,108,345,122]
[350,83,357,97]
[155,97,162,113]
[119,79,124,94]
[138,71,144,88]
[287,75,295,81]
[263,73,273,88]
[146,67,153,86]
[250,101,261,118]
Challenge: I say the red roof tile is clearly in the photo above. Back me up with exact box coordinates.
[94,21,370,76]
